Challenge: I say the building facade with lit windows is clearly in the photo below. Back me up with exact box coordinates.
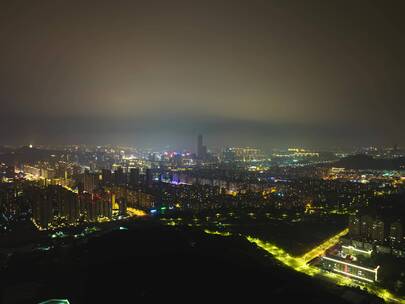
[347,213,405,258]
[320,254,379,283]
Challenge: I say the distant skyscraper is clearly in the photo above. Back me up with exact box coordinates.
[129,168,140,188]
[145,168,153,187]
[114,167,126,185]
[348,215,361,237]
[390,221,403,243]
[82,193,96,221]
[371,219,385,243]
[197,134,207,159]
[360,215,373,239]
[101,169,112,184]
[84,171,96,193]
[118,197,127,216]
[32,191,52,229]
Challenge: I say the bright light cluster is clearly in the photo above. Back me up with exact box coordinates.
[245,230,405,303]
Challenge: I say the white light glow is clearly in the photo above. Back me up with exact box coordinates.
[323,256,379,273]
[333,269,374,283]
[342,245,372,255]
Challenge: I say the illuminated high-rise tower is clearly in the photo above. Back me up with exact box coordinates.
[129,168,140,188]
[197,134,207,159]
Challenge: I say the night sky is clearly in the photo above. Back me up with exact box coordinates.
[1,0,404,149]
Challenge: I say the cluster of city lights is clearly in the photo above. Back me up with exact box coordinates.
[245,231,405,303]
[189,222,405,303]
[162,214,405,303]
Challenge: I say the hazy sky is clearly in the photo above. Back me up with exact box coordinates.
[0,0,404,150]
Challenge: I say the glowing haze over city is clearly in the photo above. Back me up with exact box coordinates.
[0,1,405,303]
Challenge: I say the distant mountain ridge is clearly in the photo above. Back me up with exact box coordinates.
[334,154,405,170]
[0,146,63,164]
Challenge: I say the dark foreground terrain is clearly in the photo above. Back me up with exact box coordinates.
[1,220,381,303]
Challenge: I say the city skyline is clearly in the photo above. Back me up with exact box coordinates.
[1,2,405,302]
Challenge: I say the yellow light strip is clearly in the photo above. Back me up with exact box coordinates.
[301,228,349,262]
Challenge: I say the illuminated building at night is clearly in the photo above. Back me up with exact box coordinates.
[197,134,207,160]
[129,168,140,188]
[222,147,263,162]
[390,221,403,244]
[320,254,379,282]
